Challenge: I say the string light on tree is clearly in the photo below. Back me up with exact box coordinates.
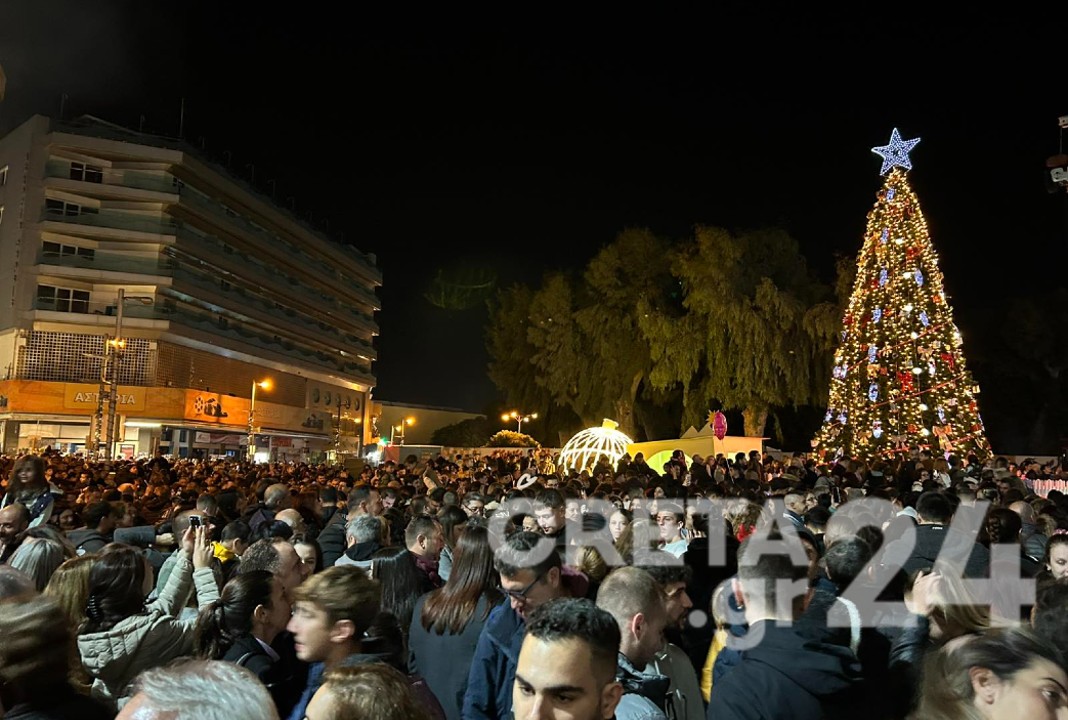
[813,129,991,462]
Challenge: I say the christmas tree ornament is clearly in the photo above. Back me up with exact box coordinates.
[558,420,633,473]
[871,128,921,175]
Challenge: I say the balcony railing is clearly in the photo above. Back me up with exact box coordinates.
[40,208,178,235]
[176,228,377,330]
[180,192,382,306]
[45,159,179,195]
[50,120,379,269]
[37,249,175,276]
[169,268,377,359]
[31,297,370,376]
[32,297,160,318]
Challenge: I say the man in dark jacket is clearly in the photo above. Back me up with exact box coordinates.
[891,491,990,578]
[318,485,382,568]
[68,501,117,555]
[464,531,583,720]
[708,535,864,720]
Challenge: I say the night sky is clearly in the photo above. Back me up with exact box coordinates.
[2,7,1066,435]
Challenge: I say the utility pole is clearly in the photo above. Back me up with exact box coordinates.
[104,289,126,460]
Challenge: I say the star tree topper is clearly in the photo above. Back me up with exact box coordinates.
[872,128,921,175]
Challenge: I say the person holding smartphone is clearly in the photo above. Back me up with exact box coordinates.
[78,525,218,710]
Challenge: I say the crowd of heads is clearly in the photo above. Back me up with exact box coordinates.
[0,445,1067,718]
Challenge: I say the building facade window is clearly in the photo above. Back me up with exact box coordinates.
[45,198,97,217]
[69,161,104,183]
[36,284,90,313]
[42,241,94,260]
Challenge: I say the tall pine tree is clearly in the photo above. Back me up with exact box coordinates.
[814,129,991,462]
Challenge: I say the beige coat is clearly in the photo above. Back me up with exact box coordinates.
[77,553,219,709]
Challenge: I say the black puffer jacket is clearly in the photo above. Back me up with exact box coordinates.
[708,621,864,720]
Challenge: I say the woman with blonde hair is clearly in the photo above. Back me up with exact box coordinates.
[10,536,69,591]
[573,545,609,584]
[911,626,1068,719]
[44,555,96,693]
[890,569,993,718]
[305,663,431,720]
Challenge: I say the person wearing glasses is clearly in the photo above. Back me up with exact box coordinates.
[463,531,591,720]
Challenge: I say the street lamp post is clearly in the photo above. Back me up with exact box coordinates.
[247,378,271,462]
[103,288,153,460]
[393,416,414,445]
[502,410,538,434]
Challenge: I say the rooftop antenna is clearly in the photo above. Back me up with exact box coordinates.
[139,114,146,132]
[178,97,186,139]
[59,93,68,120]
[198,136,206,150]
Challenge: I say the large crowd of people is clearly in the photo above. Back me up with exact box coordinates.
[1,445,1067,719]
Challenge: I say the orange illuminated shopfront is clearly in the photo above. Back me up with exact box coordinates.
[0,380,336,435]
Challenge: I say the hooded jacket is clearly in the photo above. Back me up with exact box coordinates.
[77,553,219,709]
[616,652,671,720]
[707,620,863,720]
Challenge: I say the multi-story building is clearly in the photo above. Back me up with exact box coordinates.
[0,114,380,460]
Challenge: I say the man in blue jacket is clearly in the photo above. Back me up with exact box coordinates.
[463,530,588,720]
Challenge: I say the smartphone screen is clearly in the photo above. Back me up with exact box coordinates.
[189,516,201,528]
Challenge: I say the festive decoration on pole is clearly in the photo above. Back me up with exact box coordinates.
[558,419,634,473]
[813,130,991,462]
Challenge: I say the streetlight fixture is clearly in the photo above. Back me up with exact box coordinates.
[392,416,415,445]
[501,410,538,434]
[102,288,153,460]
[247,378,272,461]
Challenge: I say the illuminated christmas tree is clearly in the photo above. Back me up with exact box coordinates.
[814,129,991,462]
